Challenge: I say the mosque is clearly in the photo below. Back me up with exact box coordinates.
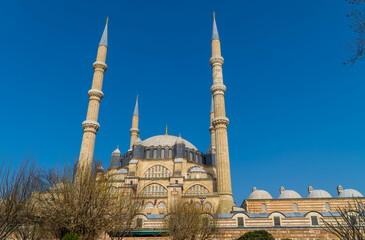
[76,15,365,239]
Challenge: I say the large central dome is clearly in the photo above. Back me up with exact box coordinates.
[142,135,198,151]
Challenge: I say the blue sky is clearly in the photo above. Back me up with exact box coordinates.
[1,0,364,205]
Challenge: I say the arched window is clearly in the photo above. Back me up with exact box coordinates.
[153,149,157,159]
[144,165,171,178]
[262,203,267,212]
[325,202,331,211]
[158,202,166,208]
[194,203,200,208]
[145,202,154,208]
[190,152,193,161]
[146,149,150,159]
[161,149,165,159]
[293,203,298,212]
[185,185,209,195]
[142,183,167,197]
[168,149,172,158]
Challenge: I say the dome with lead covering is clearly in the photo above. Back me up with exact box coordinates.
[337,185,363,198]
[278,186,302,199]
[249,187,273,200]
[308,186,332,198]
[142,135,198,150]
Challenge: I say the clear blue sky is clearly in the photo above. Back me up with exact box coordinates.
[1,0,364,205]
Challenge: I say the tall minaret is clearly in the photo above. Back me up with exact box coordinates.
[210,13,234,213]
[209,97,216,150]
[78,19,109,175]
[130,96,140,149]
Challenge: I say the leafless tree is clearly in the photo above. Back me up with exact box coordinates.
[164,201,219,240]
[322,199,365,239]
[0,157,44,240]
[345,0,365,65]
[36,161,139,240]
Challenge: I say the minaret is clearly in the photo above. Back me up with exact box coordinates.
[209,97,216,150]
[210,13,234,213]
[77,18,109,175]
[130,96,140,149]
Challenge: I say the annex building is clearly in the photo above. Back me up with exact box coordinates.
[76,15,365,239]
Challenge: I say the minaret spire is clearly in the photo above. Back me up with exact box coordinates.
[212,12,219,40]
[99,17,108,47]
[133,95,139,116]
[130,95,140,149]
[78,18,109,176]
[209,14,234,213]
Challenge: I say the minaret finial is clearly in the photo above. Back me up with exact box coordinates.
[99,17,108,47]
[165,125,168,135]
[133,95,139,116]
[117,145,119,149]
[212,13,219,40]
[179,133,181,137]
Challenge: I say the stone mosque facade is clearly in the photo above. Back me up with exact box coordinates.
[76,16,365,239]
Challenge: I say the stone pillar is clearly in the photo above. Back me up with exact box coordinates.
[78,20,108,176]
[210,15,234,213]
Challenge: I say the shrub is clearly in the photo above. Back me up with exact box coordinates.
[237,230,274,240]
[62,232,80,240]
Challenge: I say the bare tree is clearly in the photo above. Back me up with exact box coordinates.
[164,201,219,240]
[0,157,43,240]
[345,0,365,65]
[36,162,139,240]
[322,199,365,239]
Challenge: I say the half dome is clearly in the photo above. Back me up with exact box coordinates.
[142,135,198,150]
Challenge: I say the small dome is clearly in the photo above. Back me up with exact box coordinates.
[134,138,142,145]
[339,189,363,198]
[249,187,273,200]
[308,186,332,198]
[175,135,184,144]
[278,186,302,199]
[112,147,121,155]
[188,166,206,173]
[142,135,197,150]
[116,168,128,174]
[206,145,213,154]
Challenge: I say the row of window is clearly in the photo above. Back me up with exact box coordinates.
[261,202,331,212]
[141,183,210,196]
[186,185,209,194]
[236,216,319,227]
[145,148,204,162]
[144,165,171,178]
